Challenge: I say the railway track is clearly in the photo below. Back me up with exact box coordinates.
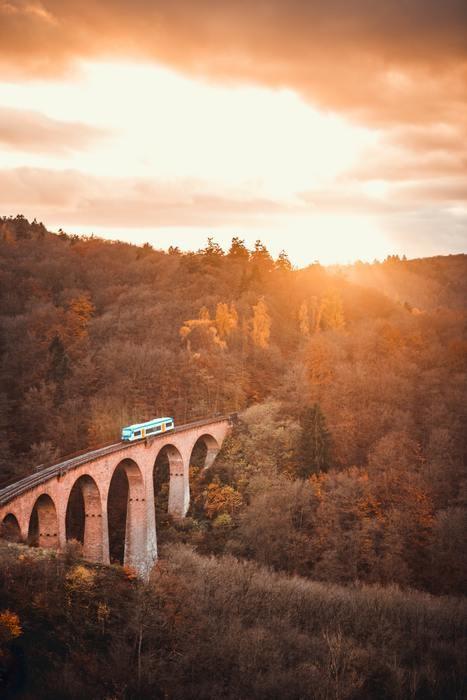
[0,414,235,507]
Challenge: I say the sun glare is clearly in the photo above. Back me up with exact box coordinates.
[68,212,391,267]
[0,60,375,191]
[0,60,392,265]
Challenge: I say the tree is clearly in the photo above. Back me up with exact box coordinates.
[204,483,243,519]
[200,237,224,259]
[215,302,238,340]
[298,301,310,337]
[228,236,249,261]
[46,333,71,405]
[320,291,345,330]
[296,404,332,477]
[0,610,21,646]
[135,242,154,260]
[251,240,274,275]
[234,476,318,573]
[19,381,57,449]
[275,250,292,272]
[66,294,95,342]
[309,296,323,334]
[47,333,71,385]
[251,297,271,348]
[180,307,225,351]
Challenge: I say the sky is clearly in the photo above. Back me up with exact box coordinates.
[0,1,466,266]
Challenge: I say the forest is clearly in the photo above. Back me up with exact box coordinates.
[0,214,466,698]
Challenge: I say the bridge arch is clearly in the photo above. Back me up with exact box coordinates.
[66,475,103,562]
[107,458,146,570]
[28,494,59,549]
[1,513,21,542]
[189,433,221,471]
[153,444,187,520]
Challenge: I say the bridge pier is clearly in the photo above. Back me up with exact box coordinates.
[167,448,190,520]
[123,486,157,578]
[144,466,157,576]
[82,478,104,563]
[58,504,67,551]
[100,503,111,565]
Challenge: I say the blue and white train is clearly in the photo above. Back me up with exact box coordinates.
[121,417,174,442]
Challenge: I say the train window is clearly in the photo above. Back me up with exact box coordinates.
[134,430,141,437]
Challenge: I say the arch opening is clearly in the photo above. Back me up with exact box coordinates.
[190,434,220,471]
[153,444,187,522]
[107,459,145,568]
[66,475,103,562]
[1,513,21,542]
[28,494,59,549]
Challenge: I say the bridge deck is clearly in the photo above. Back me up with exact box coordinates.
[0,414,234,507]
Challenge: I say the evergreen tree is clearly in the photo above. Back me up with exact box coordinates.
[47,334,71,403]
[251,240,274,275]
[200,237,224,259]
[297,403,331,477]
[275,250,292,272]
[228,236,249,261]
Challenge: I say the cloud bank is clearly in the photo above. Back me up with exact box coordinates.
[0,0,465,127]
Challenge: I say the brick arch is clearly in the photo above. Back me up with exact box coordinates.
[153,444,187,519]
[107,458,146,570]
[28,493,58,549]
[66,474,103,563]
[1,512,21,542]
[189,433,221,470]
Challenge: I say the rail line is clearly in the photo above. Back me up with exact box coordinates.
[0,414,235,507]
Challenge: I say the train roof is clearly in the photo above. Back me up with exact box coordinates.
[123,417,173,431]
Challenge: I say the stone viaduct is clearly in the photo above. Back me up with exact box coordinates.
[0,415,234,577]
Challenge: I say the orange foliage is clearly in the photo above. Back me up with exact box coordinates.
[204,483,243,519]
[0,610,22,645]
[66,294,95,341]
[251,297,271,348]
[122,565,139,581]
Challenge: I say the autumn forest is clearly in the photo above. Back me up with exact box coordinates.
[0,215,466,699]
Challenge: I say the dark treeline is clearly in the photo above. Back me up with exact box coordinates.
[0,215,466,698]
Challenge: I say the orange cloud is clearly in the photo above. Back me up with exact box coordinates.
[1,2,465,254]
[0,167,290,227]
[0,1,465,128]
[0,107,108,153]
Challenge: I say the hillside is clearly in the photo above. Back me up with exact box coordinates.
[0,542,466,699]
[0,215,466,698]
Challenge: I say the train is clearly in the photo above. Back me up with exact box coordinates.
[121,417,174,441]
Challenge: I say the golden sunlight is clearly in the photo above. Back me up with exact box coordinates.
[0,60,388,264]
[1,5,466,696]
[0,61,376,188]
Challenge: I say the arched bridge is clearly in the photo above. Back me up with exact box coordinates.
[0,415,234,577]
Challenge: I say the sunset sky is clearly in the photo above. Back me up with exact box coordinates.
[0,1,466,265]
